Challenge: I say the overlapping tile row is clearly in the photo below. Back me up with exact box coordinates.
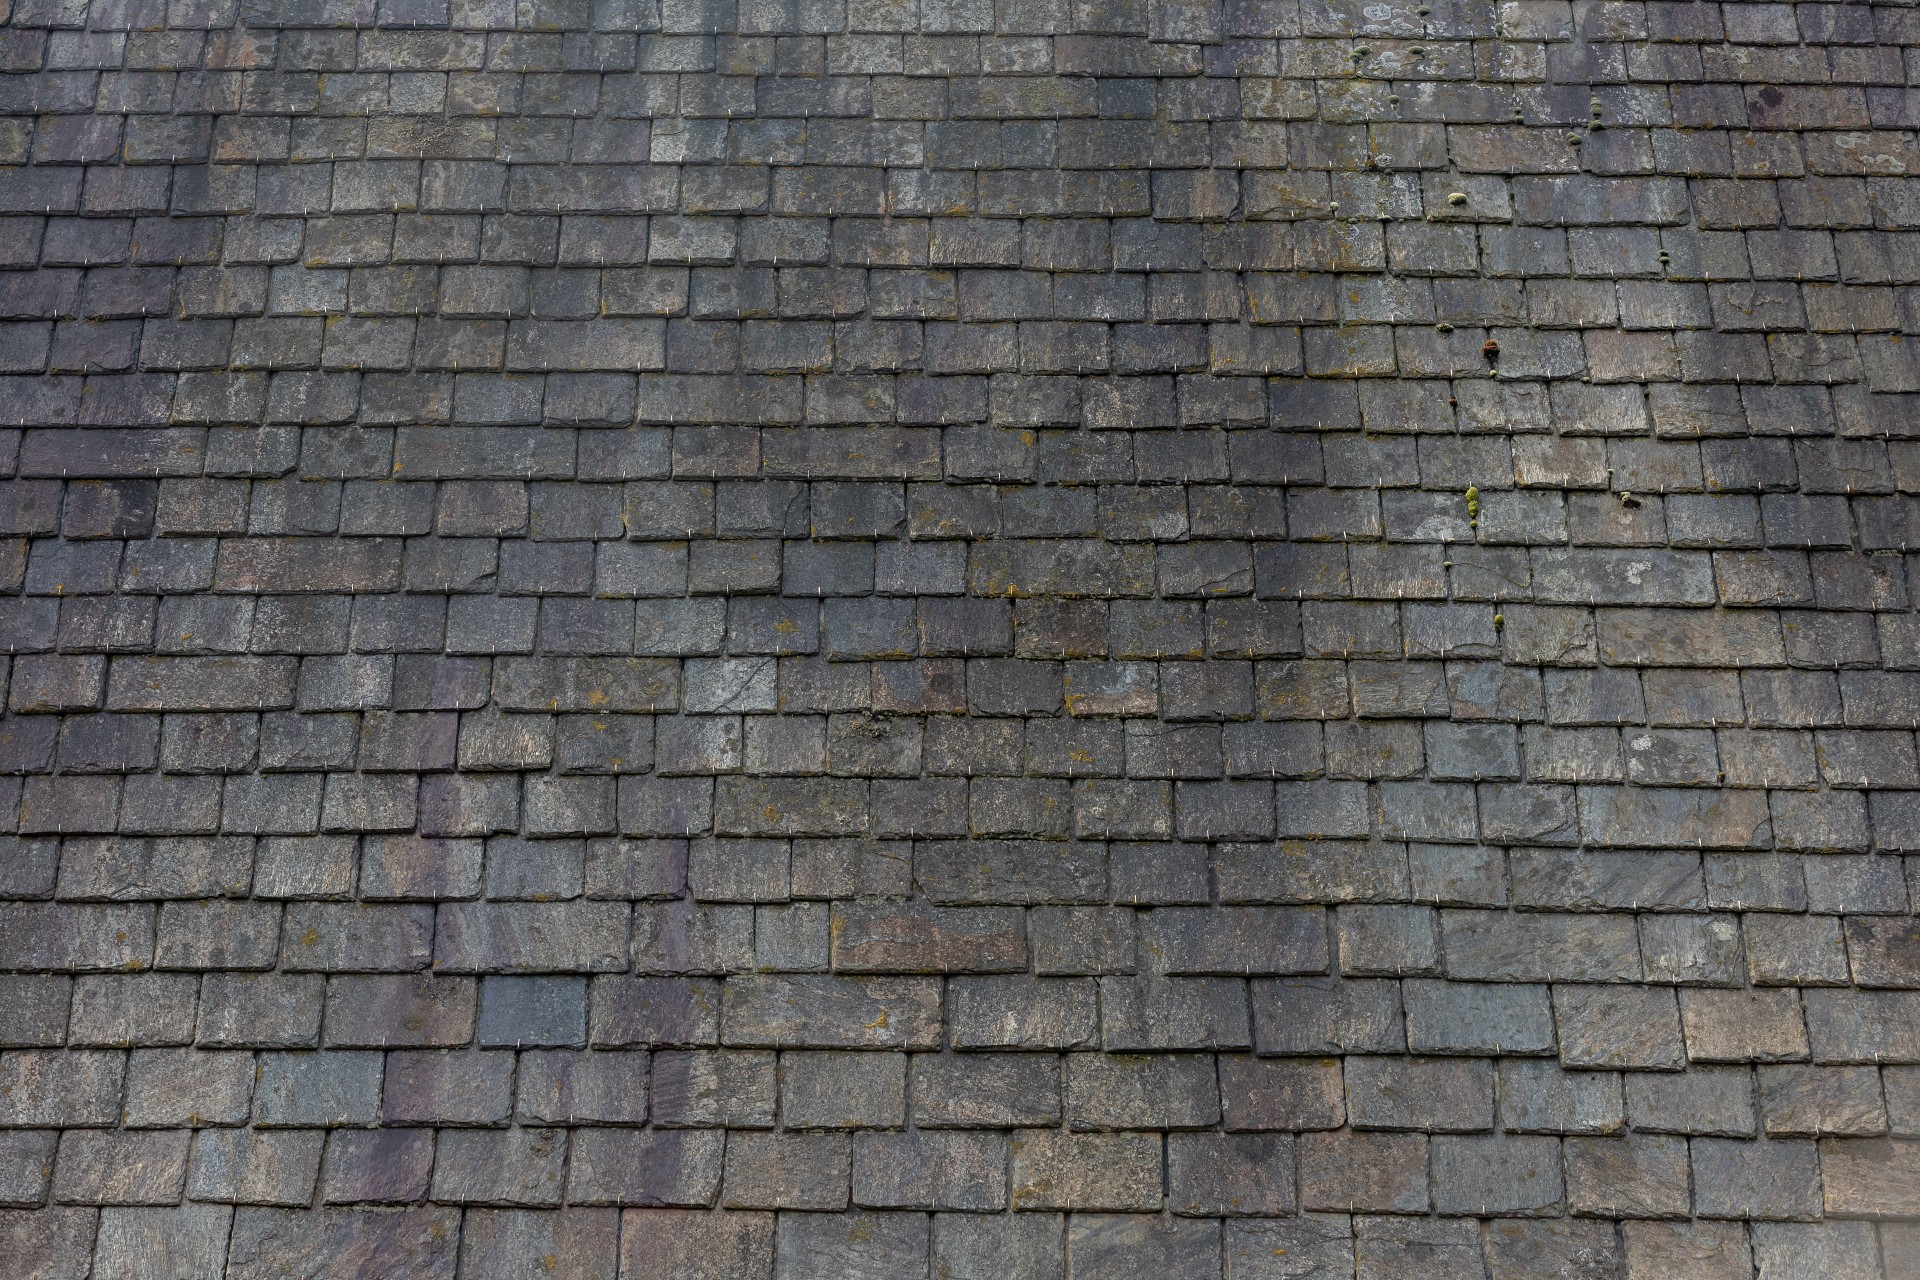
[4,0,1920,1273]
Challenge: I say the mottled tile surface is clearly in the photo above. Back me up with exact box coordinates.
[2,0,1920,1271]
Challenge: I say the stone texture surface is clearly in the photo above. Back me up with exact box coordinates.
[2,0,1919,1270]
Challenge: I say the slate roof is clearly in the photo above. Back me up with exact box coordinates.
[4,0,1920,1272]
